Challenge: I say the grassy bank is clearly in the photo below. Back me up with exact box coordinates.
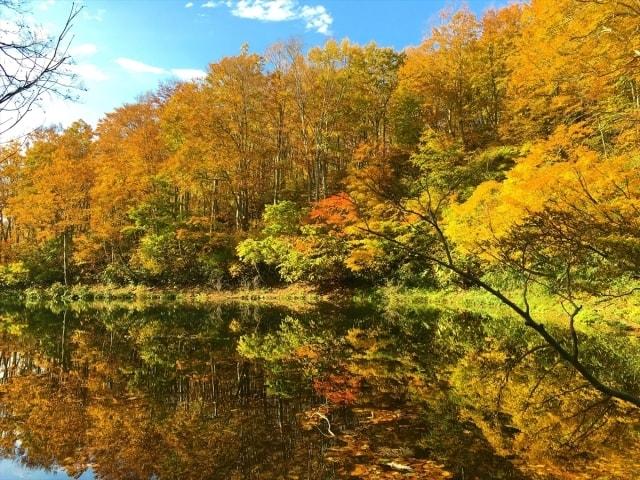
[8,282,640,337]
[380,284,640,338]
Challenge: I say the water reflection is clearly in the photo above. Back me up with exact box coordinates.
[0,300,638,479]
[0,458,94,479]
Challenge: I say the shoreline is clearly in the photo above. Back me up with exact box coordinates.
[3,283,342,310]
[5,283,639,334]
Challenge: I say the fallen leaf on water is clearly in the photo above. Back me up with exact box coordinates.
[351,464,369,476]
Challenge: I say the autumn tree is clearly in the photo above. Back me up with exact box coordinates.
[505,0,640,145]
[9,121,93,284]
[87,96,168,277]
[398,7,522,148]
[0,142,22,262]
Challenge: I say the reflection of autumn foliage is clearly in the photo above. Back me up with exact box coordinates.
[293,344,320,360]
[0,374,91,477]
[302,405,454,479]
[451,345,640,479]
[0,300,639,479]
[0,307,339,480]
[313,372,362,406]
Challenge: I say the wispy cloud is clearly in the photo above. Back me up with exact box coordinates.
[185,2,194,7]
[171,68,207,81]
[233,0,332,34]
[83,8,106,22]
[68,63,109,82]
[69,43,98,57]
[197,0,332,34]
[37,0,55,12]
[116,58,166,75]
[116,58,206,82]
[5,94,102,141]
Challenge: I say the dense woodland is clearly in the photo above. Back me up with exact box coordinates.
[0,0,638,297]
[2,0,640,472]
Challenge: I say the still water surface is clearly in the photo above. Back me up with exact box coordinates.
[0,299,638,479]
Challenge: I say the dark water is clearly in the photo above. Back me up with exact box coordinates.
[0,299,638,479]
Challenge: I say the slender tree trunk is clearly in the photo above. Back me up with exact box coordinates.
[365,227,640,409]
[60,309,66,372]
[62,230,68,286]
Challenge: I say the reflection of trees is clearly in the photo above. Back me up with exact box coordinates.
[436,309,640,479]
[0,302,638,479]
[0,351,41,382]
[0,361,91,476]
[0,304,336,479]
[247,304,640,479]
[451,342,640,479]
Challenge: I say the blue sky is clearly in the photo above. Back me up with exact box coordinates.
[20,0,511,135]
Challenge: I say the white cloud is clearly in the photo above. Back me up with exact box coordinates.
[300,4,331,34]
[116,58,166,75]
[232,0,297,21]
[37,0,55,11]
[198,0,332,34]
[171,68,207,81]
[0,93,101,143]
[68,63,109,82]
[83,8,106,22]
[115,58,206,82]
[185,2,194,7]
[69,43,98,57]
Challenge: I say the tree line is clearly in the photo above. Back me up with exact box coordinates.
[0,0,637,293]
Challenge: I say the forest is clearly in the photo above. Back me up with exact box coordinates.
[0,0,636,292]
[2,0,640,401]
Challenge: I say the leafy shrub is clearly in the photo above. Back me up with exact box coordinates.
[0,262,30,288]
[100,262,137,285]
[262,201,304,236]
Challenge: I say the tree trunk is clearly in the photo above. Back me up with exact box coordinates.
[62,230,68,286]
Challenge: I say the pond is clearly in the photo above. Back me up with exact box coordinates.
[0,299,638,479]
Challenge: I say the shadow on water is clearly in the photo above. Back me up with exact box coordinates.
[0,299,638,479]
